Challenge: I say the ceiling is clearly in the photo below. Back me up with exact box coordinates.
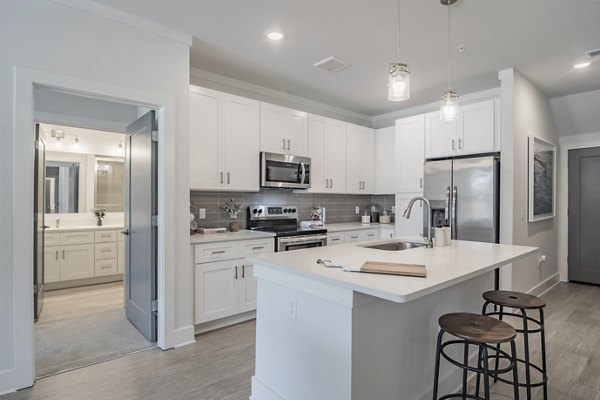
[92,0,600,116]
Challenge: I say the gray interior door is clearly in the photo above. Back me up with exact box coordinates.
[568,147,600,284]
[125,111,157,341]
[452,156,499,243]
[34,124,46,321]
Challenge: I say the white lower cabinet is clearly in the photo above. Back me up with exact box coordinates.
[194,237,274,325]
[43,246,62,283]
[329,228,379,245]
[379,226,395,239]
[117,241,125,274]
[45,244,95,281]
[327,232,345,246]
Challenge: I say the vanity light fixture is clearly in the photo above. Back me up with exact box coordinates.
[440,0,459,121]
[72,135,80,149]
[265,29,285,41]
[51,129,65,147]
[387,0,410,101]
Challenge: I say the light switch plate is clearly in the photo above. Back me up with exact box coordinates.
[199,208,206,219]
[355,206,360,214]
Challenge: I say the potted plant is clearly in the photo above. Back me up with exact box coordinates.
[219,198,242,232]
[92,208,106,226]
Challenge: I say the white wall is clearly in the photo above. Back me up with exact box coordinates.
[0,0,192,393]
[499,69,560,293]
[550,89,600,137]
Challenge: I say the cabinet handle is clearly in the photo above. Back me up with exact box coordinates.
[419,178,423,188]
[101,248,111,253]
[101,234,111,238]
[220,172,224,184]
[287,139,290,151]
[282,139,286,150]
[227,172,230,185]
[211,250,226,254]
[252,246,264,250]
[242,265,245,278]
[234,266,238,279]
[62,250,65,259]
[458,138,463,149]
[330,179,333,189]
[55,250,58,260]
[452,139,456,150]
[101,265,112,269]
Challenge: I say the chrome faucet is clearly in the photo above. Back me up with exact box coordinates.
[402,196,433,248]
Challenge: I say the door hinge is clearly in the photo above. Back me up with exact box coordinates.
[35,141,39,150]
[151,130,159,142]
[151,300,158,312]
[151,215,158,226]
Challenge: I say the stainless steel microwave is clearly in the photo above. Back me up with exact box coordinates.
[260,152,311,189]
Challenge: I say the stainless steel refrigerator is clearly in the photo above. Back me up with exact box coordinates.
[424,154,500,243]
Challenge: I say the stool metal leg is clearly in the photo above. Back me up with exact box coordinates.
[432,329,445,400]
[482,345,491,400]
[521,309,532,400]
[510,340,520,400]
[493,305,504,383]
[475,345,483,397]
[540,309,548,400]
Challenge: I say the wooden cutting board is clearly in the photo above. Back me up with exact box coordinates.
[361,261,427,277]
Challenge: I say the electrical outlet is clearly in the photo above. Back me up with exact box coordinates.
[540,255,546,263]
[288,297,297,320]
[355,206,360,214]
[199,208,206,219]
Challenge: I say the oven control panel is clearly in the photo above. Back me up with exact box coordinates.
[249,205,298,219]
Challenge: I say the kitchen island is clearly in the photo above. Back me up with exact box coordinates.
[247,239,538,400]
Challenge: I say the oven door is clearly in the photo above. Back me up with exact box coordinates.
[261,152,311,189]
[277,234,327,252]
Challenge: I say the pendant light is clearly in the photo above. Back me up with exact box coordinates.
[387,0,410,101]
[440,0,459,121]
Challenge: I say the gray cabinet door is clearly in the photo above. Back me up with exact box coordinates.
[568,147,600,284]
[125,111,157,341]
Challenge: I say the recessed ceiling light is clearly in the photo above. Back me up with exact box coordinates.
[265,30,285,41]
[574,62,591,69]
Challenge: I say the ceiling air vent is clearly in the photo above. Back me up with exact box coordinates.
[585,48,600,58]
[313,56,350,72]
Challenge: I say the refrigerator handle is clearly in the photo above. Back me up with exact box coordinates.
[445,186,451,223]
[451,186,458,239]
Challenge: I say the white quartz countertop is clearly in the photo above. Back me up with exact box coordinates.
[324,222,395,232]
[248,239,538,304]
[190,229,275,244]
[46,225,124,232]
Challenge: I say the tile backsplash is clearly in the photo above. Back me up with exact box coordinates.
[190,189,395,230]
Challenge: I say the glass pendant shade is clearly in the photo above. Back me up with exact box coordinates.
[440,90,459,121]
[387,63,410,101]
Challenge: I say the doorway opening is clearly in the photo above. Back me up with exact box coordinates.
[33,88,158,378]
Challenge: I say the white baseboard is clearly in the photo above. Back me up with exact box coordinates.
[44,274,123,291]
[528,273,560,297]
[172,325,195,348]
[194,311,256,335]
[250,376,284,400]
[0,368,16,396]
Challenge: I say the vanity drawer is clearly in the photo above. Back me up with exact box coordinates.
[95,242,117,260]
[95,258,118,276]
[45,232,61,247]
[238,238,274,257]
[61,231,94,245]
[95,230,118,243]
[195,242,238,264]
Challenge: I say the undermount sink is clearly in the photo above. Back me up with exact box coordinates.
[361,240,427,251]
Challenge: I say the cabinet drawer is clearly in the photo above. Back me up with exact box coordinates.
[238,238,274,257]
[45,232,61,247]
[361,229,379,241]
[95,230,118,243]
[95,242,117,260]
[195,242,239,264]
[344,231,362,242]
[327,233,345,246]
[95,258,118,276]
[61,231,94,245]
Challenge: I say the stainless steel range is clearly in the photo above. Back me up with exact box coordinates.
[247,204,327,252]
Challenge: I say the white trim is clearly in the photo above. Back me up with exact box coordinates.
[49,0,192,46]
[193,311,256,335]
[527,272,560,297]
[173,326,196,348]
[557,132,600,281]
[190,68,372,126]
[371,87,501,129]
[35,110,130,133]
[12,66,187,390]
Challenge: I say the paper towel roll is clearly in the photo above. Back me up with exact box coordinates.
[443,226,451,246]
[433,227,446,247]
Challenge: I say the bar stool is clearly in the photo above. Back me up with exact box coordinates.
[482,290,548,400]
[432,313,520,400]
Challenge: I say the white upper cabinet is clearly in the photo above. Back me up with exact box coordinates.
[260,103,308,156]
[308,114,347,193]
[425,99,496,159]
[346,123,375,194]
[189,86,260,191]
[396,115,425,193]
[375,126,396,194]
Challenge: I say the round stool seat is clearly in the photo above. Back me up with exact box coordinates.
[483,290,546,309]
[439,313,516,344]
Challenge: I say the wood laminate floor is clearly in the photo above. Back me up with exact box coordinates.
[5,282,600,400]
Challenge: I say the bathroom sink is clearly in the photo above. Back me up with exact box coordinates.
[361,240,427,251]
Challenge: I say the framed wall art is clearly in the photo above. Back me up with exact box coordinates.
[528,136,556,222]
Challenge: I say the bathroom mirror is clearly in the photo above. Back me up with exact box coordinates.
[45,161,80,213]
